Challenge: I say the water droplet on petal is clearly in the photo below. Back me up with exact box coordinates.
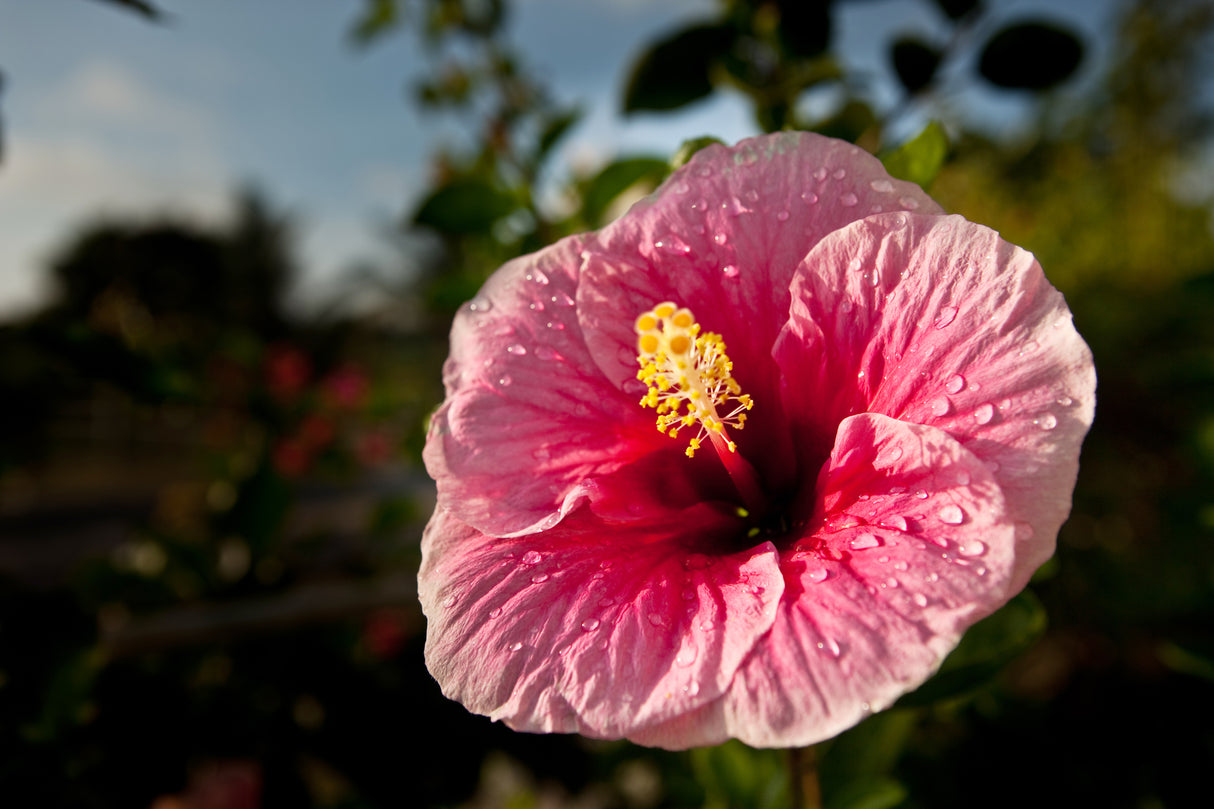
[535,345,561,361]
[1036,412,1058,430]
[808,568,829,583]
[490,606,503,618]
[849,533,882,550]
[912,593,928,607]
[974,403,995,425]
[713,231,728,245]
[531,572,549,583]
[833,168,847,180]
[776,210,790,221]
[879,515,908,531]
[648,613,666,627]
[826,638,842,657]
[802,190,819,204]
[893,560,909,571]
[866,268,881,287]
[676,647,698,666]
[884,577,900,588]
[900,196,920,210]
[508,641,523,652]
[813,167,828,181]
[467,297,493,313]
[530,269,549,285]
[958,540,986,557]
[1057,394,1074,406]
[684,680,701,696]
[926,572,939,582]
[938,504,965,525]
[825,512,865,531]
[870,179,894,193]
[521,550,542,565]
[506,343,527,356]
[840,192,859,207]
[930,395,952,417]
[722,264,740,278]
[581,618,600,631]
[1014,521,1035,540]
[934,305,959,329]
[946,374,966,394]
[884,446,904,463]
[497,374,513,387]
[655,235,692,255]
[915,489,929,500]
[531,446,552,461]
[552,291,575,307]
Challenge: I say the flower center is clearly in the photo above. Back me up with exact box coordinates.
[635,302,754,458]
[635,302,765,513]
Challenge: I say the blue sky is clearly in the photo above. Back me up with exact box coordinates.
[0,0,1113,319]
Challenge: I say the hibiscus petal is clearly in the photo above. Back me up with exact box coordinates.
[419,504,785,740]
[577,133,941,488]
[424,236,675,537]
[719,413,1016,748]
[775,212,1095,587]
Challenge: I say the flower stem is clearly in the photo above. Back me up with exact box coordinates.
[788,745,822,809]
[707,430,767,514]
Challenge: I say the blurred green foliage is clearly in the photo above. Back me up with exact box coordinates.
[0,0,1212,807]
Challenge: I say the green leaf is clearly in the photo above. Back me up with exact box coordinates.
[896,590,1048,707]
[690,740,787,809]
[413,179,519,235]
[622,24,736,113]
[671,136,726,170]
[880,121,949,189]
[537,108,582,161]
[349,0,400,46]
[581,157,669,226]
[88,0,164,21]
[890,38,942,95]
[978,22,1084,91]
[825,778,908,809]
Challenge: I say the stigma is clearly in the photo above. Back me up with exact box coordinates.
[635,302,754,458]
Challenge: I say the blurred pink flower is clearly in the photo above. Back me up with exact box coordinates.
[419,133,1095,749]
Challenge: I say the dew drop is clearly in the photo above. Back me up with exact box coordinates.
[866,268,881,287]
[926,572,939,583]
[581,618,600,632]
[893,560,909,571]
[825,512,865,531]
[545,320,565,330]
[684,680,701,696]
[946,373,966,394]
[506,343,527,356]
[552,291,575,307]
[813,167,828,181]
[647,613,666,627]
[802,190,819,204]
[826,638,842,657]
[879,515,908,531]
[531,572,550,583]
[713,231,728,245]
[529,269,549,285]
[849,533,882,550]
[531,446,552,461]
[490,606,503,618]
[675,647,698,666]
[508,642,523,652]
[930,395,952,417]
[915,489,929,500]
[535,345,561,361]
[722,264,740,278]
[529,300,545,312]
[808,568,830,583]
[722,197,749,217]
[1057,394,1074,407]
[934,305,959,329]
[1036,412,1058,430]
[900,196,921,210]
[884,577,900,588]
[776,210,790,222]
[521,550,542,565]
[467,297,493,313]
[958,540,986,557]
[974,403,995,425]
[912,593,929,607]
[496,374,513,387]
[441,594,456,608]
[1014,522,1035,540]
[673,181,690,194]
[655,236,692,255]
[870,179,895,193]
[833,168,847,180]
[938,504,965,525]
[840,192,859,207]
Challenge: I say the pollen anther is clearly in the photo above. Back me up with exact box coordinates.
[635,303,754,458]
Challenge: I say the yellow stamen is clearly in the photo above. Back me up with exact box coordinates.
[635,302,754,458]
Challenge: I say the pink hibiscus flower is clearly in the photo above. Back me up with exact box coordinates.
[419,132,1095,749]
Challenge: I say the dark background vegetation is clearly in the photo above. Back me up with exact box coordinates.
[1,0,1212,807]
